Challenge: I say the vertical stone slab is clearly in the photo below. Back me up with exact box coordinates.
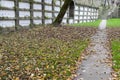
[14,0,19,30]
[82,6,85,22]
[41,0,45,24]
[78,6,80,23]
[52,0,55,23]
[30,0,33,27]
[118,4,120,18]
[86,7,89,22]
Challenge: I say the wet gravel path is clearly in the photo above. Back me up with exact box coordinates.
[74,20,112,80]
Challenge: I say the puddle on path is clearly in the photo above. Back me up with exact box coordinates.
[74,20,112,80]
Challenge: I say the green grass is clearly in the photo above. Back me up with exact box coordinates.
[111,40,120,79]
[0,27,89,80]
[69,20,101,27]
[107,18,120,27]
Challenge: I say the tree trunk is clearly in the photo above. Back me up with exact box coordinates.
[103,0,107,6]
[52,0,72,26]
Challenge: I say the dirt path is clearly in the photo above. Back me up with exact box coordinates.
[74,20,112,80]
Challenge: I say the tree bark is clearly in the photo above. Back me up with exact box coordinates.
[103,0,107,6]
[52,0,72,26]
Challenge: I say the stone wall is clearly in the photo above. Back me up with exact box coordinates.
[0,0,98,29]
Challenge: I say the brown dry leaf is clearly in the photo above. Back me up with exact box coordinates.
[25,65,31,71]
[112,73,118,78]
[14,77,19,80]
[0,27,97,79]
[0,54,2,60]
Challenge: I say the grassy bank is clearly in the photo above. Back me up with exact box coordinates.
[108,25,120,79]
[107,18,120,27]
[69,20,101,27]
[111,40,120,79]
[0,27,96,79]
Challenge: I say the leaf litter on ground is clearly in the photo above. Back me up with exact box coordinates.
[0,26,96,80]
